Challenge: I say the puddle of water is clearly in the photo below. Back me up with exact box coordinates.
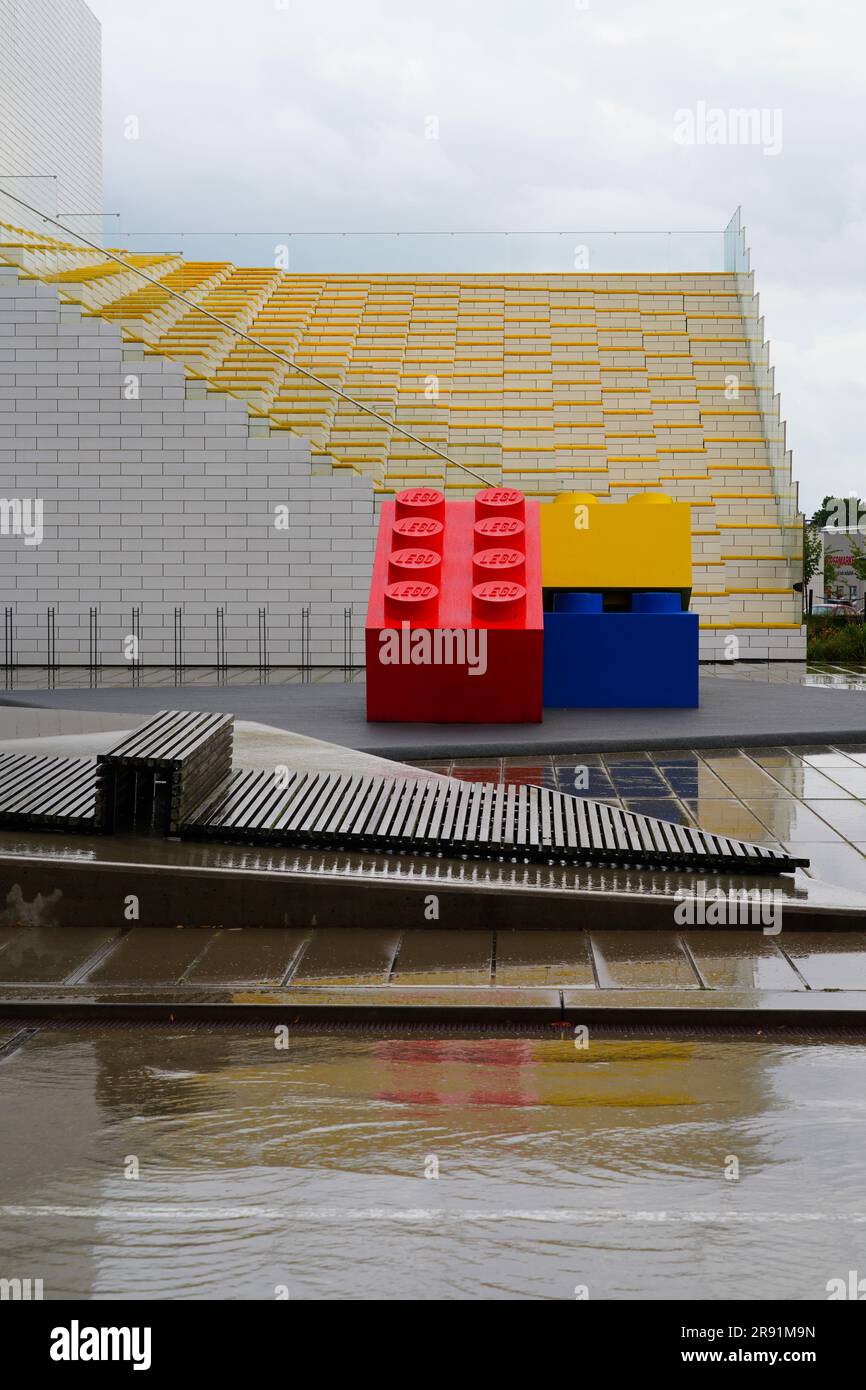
[0,1027,864,1299]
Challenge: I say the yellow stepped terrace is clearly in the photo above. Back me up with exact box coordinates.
[0,218,804,647]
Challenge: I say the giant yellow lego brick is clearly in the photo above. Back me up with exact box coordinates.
[540,492,693,597]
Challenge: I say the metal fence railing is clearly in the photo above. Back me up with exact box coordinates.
[0,604,362,685]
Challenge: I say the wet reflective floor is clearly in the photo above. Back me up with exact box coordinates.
[3,924,866,999]
[1,1025,865,1299]
[417,743,866,897]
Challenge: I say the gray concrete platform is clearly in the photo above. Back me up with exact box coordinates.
[5,675,866,755]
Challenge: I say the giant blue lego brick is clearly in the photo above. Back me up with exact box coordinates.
[543,591,699,708]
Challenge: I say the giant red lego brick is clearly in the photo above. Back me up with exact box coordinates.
[365,487,543,723]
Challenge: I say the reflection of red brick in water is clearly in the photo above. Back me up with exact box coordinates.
[503,768,555,786]
[376,1088,539,1108]
[372,1039,541,1107]
[375,1040,536,1067]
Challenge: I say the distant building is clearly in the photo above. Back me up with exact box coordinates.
[0,0,102,232]
[809,526,866,607]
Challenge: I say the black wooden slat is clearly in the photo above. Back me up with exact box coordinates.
[438,781,463,844]
[476,782,496,846]
[452,781,474,843]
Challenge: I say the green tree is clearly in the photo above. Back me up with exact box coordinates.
[811,495,837,527]
[850,541,866,583]
[803,524,822,589]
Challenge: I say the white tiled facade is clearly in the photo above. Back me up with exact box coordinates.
[0,0,101,229]
[0,267,378,664]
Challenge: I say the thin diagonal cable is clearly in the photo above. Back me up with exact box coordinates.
[0,192,493,487]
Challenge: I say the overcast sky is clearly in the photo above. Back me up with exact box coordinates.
[86,0,866,513]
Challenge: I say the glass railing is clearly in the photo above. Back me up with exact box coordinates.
[56,211,121,247]
[727,208,802,569]
[0,195,118,278]
[1,187,738,274]
[94,228,728,274]
[0,176,60,247]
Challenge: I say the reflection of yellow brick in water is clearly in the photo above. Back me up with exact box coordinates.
[540,492,693,599]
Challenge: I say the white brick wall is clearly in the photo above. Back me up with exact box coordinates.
[0,0,101,230]
[0,266,378,665]
[699,627,806,661]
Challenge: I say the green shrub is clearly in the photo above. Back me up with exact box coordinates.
[806,614,866,663]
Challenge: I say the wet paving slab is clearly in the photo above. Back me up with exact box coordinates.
[589,931,702,989]
[681,800,775,842]
[806,799,866,839]
[560,988,866,1015]
[184,928,307,985]
[495,930,596,987]
[1,925,865,1025]
[685,931,804,991]
[85,929,216,985]
[290,928,400,986]
[779,932,866,990]
[390,930,492,986]
[749,801,845,842]
[0,927,120,984]
[0,1023,26,1049]
[768,767,854,797]
[783,841,866,893]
